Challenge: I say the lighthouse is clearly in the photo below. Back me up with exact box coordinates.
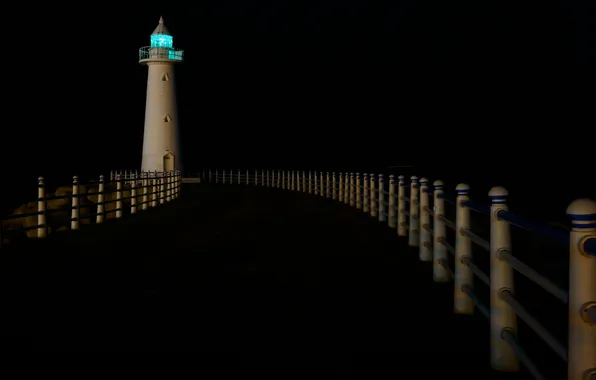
[139,16,184,173]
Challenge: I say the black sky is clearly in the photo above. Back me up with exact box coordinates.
[5,0,595,208]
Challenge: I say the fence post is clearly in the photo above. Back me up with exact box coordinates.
[363,174,369,213]
[332,172,337,200]
[432,180,448,281]
[37,177,47,238]
[388,175,396,228]
[159,173,165,205]
[96,175,105,223]
[320,172,324,196]
[312,172,317,195]
[398,175,406,236]
[419,178,431,261]
[566,198,596,380]
[454,183,473,314]
[290,171,294,190]
[131,173,137,214]
[370,174,377,217]
[115,174,123,218]
[489,186,519,371]
[326,172,330,198]
[338,173,343,201]
[151,172,157,207]
[378,174,386,222]
[141,172,148,211]
[303,171,307,192]
[349,173,354,206]
[166,171,171,202]
[71,176,80,230]
[356,173,361,209]
[343,172,350,204]
[408,176,419,246]
[209,169,212,183]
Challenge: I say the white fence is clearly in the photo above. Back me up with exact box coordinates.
[201,168,595,380]
[0,171,181,245]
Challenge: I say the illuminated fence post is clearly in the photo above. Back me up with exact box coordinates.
[37,177,47,238]
[314,172,319,196]
[566,199,596,380]
[166,172,171,202]
[326,172,330,198]
[215,169,219,183]
[141,172,148,210]
[291,171,295,190]
[388,175,396,228]
[222,169,226,184]
[419,178,431,261]
[454,183,473,314]
[159,173,166,205]
[308,171,312,194]
[281,170,285,189]
[319,172,325,197]
[363,174,369,213]
[408,176,419,246]
[344,172,349,204]
[349,173,355,206]
[116,174,123,218]
[356,173,361,209]
[433,180,449,282]
[397,175,407,236]
[267,169,270,187]
[302,171,306,191]
[338,173,343,201]
[488,186,519,371]
[71,176,80,230]
[131,173,137,214]
[97,175,105,223]
[378,174,386,222]
[261,169,264,186]
[246,170,249,185]
[209,169,212,183]
[299,171,303,192]
[332,173,336,200]
[370,174,377,217]
[151,172,157,207]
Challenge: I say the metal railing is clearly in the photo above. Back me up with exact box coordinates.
[198,168,595,380]
[0,170,181,247]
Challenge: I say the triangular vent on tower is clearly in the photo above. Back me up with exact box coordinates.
[162,73,169,81]
[164,114,172,122]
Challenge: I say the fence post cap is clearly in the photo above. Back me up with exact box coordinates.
[420,177,428,184]
[99,175,104,181]
[488,186,508,197]
[73,175,79,182]
[433,180,443,187]
[456,183,469,191]
[38,176,44,183]
[370,173,375,177]
[356,172,359,176]
[410,175,418,181]
[566,198,596,217]
[379,173,384,178]
[116,174,121,179]
[389,174,395,179]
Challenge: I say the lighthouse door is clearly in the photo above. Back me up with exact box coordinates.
[163,153,175,172]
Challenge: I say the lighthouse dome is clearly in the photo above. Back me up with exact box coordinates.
[150,17,173,48]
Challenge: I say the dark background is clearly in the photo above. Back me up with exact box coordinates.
[3,0,595,218]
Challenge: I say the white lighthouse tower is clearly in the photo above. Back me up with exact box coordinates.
[139,16,184,173]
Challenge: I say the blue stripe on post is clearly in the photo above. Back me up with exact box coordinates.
[490,195,507,200]
[571,223,596,229]
[567,213,596,221]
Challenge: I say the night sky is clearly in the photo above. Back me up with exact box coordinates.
[4,0,595,213]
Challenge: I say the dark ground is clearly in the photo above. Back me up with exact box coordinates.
[0,184,555,378]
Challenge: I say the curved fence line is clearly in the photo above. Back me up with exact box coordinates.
[0,171,181,247]
[198,168,595,380]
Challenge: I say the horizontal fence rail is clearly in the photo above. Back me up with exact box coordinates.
[195,168,595,380]
[0,170,181,247]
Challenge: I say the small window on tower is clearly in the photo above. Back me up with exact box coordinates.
[162,73,169,81]
[164,114,172,122]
